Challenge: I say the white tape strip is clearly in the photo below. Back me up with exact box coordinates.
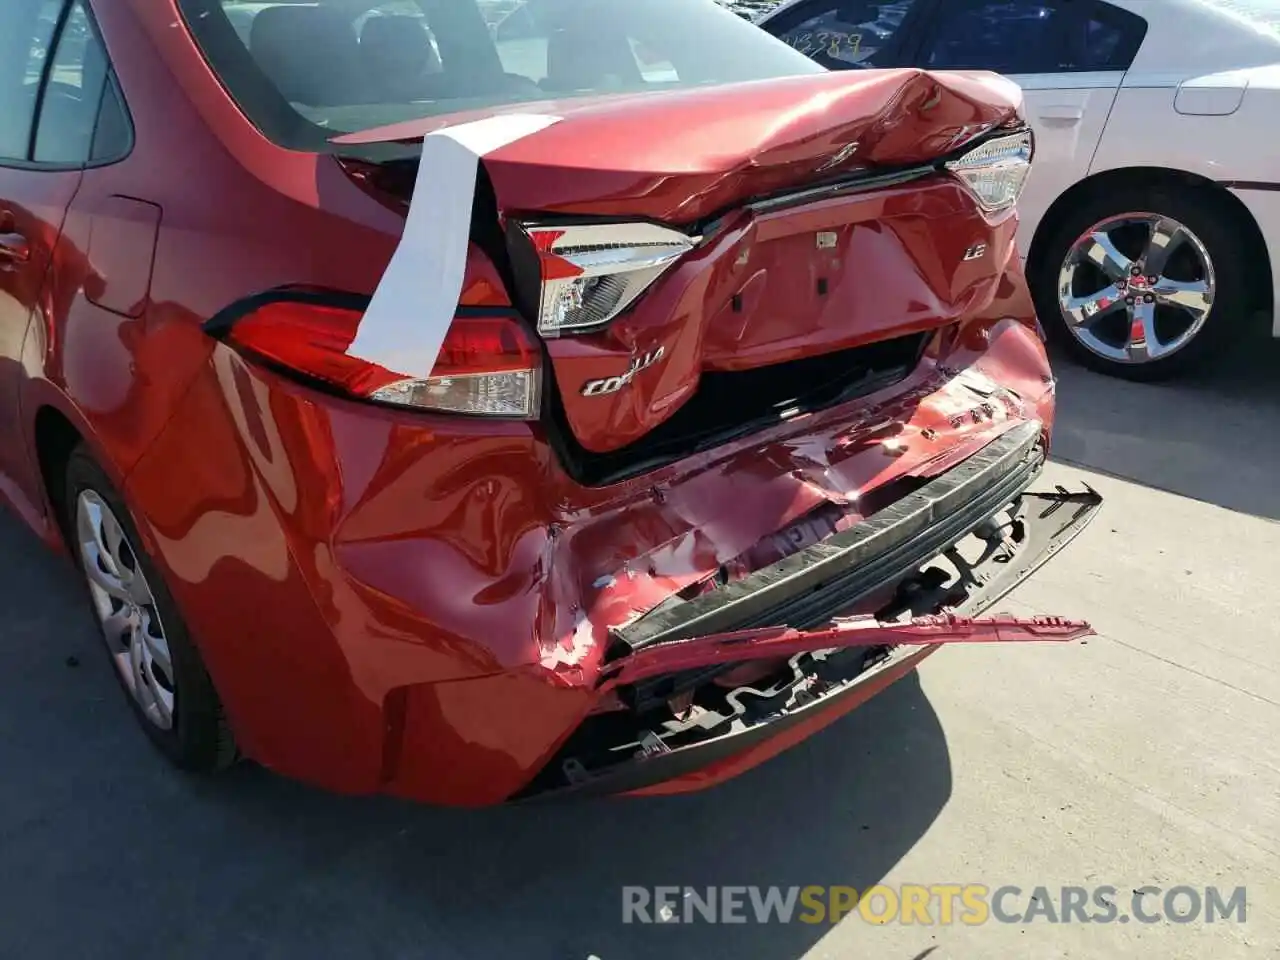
[346,114,561,377]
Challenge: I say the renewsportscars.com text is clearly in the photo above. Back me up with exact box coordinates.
[622,884,1248,926]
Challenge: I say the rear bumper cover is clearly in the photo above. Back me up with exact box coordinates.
[516,423,1101,799]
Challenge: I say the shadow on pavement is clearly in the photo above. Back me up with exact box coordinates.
[1047,336,1280,521]
[0,510,952,960]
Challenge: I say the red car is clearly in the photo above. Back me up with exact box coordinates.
[0,0,1100,805]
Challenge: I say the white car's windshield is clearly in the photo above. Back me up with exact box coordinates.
[178,0,823,151]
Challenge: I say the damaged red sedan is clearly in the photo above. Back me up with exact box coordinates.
[0,0,1100,805]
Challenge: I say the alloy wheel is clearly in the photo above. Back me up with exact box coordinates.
[1057,212,1216,364]
[75,489,177,730]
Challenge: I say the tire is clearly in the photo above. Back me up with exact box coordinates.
[1031,184,1254,381]
[62,445,236,772]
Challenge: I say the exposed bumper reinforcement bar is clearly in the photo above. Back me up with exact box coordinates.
[613,419,1049,650]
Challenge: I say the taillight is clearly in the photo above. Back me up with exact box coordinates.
[945,129,1034,213]
[521,222,696,336]
[214,298,542,419]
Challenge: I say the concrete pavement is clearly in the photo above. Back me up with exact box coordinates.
[1,343,1277,959]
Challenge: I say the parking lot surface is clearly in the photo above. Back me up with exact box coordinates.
[2,344,1277,959]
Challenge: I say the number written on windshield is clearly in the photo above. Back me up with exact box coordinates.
[785,30,864,61]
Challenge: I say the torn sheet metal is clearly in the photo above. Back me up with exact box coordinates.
[599,612,1093,690]
[346,114,560,378]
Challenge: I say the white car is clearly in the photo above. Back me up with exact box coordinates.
[757,0,1280,379]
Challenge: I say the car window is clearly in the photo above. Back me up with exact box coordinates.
[923,2,1065,73]
[33,0,112,165]
[491,1,679,83]
[767,1,920,68]
[0,0,63,163]
[354,0,445,63]
[1065,6,1144,71]
[921,0,1145,74]
[90,70,132,163]
[177,0,823,152]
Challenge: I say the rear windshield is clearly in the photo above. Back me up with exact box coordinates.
[177,0,823,151]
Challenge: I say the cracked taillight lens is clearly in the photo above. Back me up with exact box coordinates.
[945,129,1034,213]
[522,222,696,336]
[218,298,542,419]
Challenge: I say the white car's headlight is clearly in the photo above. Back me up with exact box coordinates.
[521,222,696,336]
[945,129,1034,213]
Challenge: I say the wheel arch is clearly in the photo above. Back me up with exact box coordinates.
[25,386,132,552]
[33,405,83,544]
[1027,165,1274,317]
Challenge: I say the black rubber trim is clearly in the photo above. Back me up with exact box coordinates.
[200,285,520,339]
[202,287,368,339]
[1220,180,1280,192]
[516,479,1101,802]
[949,486,1102,618]
[25,0,75,164]
[612,420,1045,651]
[743,165,936,217]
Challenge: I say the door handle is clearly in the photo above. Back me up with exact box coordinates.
[1038,104,1085,123]
[0,232,31,264]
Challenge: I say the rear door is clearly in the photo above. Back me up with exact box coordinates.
[915,0,1148,255]
[0,0,86,519]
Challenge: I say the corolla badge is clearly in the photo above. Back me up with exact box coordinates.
[581,346,666,397]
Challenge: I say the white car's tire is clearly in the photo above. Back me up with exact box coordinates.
[1033,186,1253,381]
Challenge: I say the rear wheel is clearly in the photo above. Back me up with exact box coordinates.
[1033,186,1253,380]
[63,446,236,771]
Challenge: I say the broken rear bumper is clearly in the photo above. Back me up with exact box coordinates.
[511,423,1101,800]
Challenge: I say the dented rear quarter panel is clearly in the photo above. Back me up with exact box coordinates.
[124,286,1054,803]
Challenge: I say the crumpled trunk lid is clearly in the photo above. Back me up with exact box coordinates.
[338,69,1024,222]
[482,68,1022,221]
[339,69,1027,460]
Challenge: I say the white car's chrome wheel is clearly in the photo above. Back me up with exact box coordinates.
[1057,212,1216,365]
